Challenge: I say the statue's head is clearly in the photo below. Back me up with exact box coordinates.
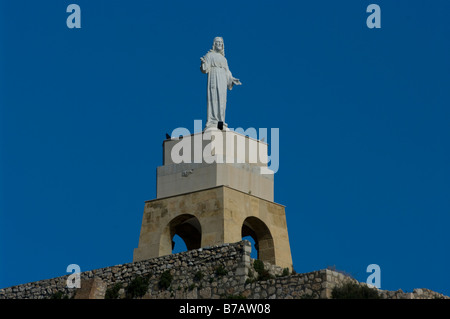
[212,37,225,56]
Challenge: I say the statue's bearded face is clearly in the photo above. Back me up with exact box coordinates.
[214,38,224,52]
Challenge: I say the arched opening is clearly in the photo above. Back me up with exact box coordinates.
[241,216,275,264]
[172,234,188,254]
[160,214,202,256]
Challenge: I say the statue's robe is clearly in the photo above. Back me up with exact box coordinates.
[201,51,235,128]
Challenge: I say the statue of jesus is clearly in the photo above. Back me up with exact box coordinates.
[200,37,241,129]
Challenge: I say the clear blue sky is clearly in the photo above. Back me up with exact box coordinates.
[1,0,449,296]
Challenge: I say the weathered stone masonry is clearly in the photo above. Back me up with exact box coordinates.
[0,241,447,299]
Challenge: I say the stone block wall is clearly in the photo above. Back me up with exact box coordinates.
[0,241,250,299]
[0,241,447,299]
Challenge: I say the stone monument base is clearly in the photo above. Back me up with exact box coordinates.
[133,186,293,271]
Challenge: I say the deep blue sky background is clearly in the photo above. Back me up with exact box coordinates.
[1,0,449,296]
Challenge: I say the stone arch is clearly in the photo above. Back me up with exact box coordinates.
[241,216,275,264]
[159,214,202,256]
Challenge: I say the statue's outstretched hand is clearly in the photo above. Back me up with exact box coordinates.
[232,78,242,85]
[200,56,209,74]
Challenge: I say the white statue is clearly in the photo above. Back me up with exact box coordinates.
[200,37,241,129]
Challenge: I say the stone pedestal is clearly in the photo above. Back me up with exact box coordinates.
[133,128,293,270]
[157,129,274,201]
